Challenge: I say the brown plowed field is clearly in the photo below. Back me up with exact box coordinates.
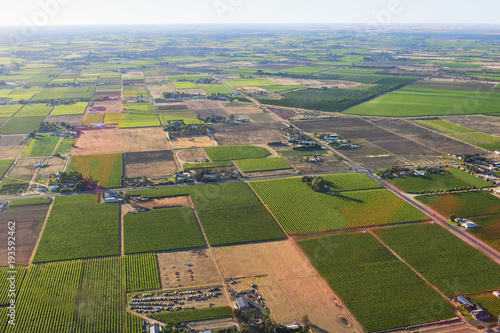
[211,123,283,146]
[124,150,178,177]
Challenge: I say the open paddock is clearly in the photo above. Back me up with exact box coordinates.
[176,148,210,164]
[157,102,189,111]
[0,134,27,159]
[124,150,178,177]
[132,195,193,210]
[221,102,262,115]
[156,250,222,289]
[211,122,283,146]
[186,100,228,119]
[73,128,171,155]
[266,106,298,119]
[213,240,362,331]
[46,114,84,125]
[91,100,123,113]
[444,115,500,136]
[284,154,349,173]
[170,136,215,149]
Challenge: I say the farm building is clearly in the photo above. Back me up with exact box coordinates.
[104,197,121,203]
[457,296,473,307]
[456,218,479,229]
[471,308,490,321]
[234,297,250,311]
[493,291,500,298]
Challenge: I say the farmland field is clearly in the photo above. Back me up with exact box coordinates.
[128,182,285,246]
[0,105,22,117]
[125,253,161,292]
[51,102,88,116]
[54,138,75,155]
[0,159,13,178]
[278,148,329,157]
[224,78,277,87]
[374,223,500,296]
[183,161,234,170]
[299,232,455,332]
[15,104,53,117]
[466,214,500,252]
[33,194,120,262]
[8,197,51,207]
[387,174,474,194]
[104,112,161,128]
[5,257,125,333]
[204,145,270,161]
[0,267,26,306]
[68,153,123,188]
[199,84,235,95]
[234,157,292,173]
[445,168,493,188]
[126,312,142,333]
[416,190,500,218]
[263,85,306,93]
[0,177,28,195]
[172,81,198,89]
[24,134,60,157]
[470,293,500,319]
[249,176,425,234]
[416,119,474,133]
[0,116,46,134]
[83,112,104,124]
[149,306,232,324]
[345,86,500,117]
[123,207,206,254]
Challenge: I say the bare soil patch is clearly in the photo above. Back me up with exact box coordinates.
[46,114,85,125]
[73,128,171,155]
[170,136,215,149]
[177,148,209,164]
[211,123,283,146]
[186,100,228,118]
[267,106,299,120]
[156,102,189,111]
[0,204,50,265]
[133,196,193,210]
[91,100,123,113]
[444,115,500,136]
[221,102,262,115]
[213,240,362,331]
[0,134,26,159]
[124,150,178,177]
[156,249,222,289]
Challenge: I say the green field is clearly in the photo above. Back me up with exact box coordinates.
[278,148,330,157]
[51,102,88,116]
[125,253,161,292]
[54,138,75,155]
[445,168,493,188]
[0,267,26,306]
[183,161,234,170]
[9,197,51,207]
[299,233,455,332]
[6,257,125,333]
[470,293,500,319]
[249,175,424,234]
[105,112,161,128]
[0,116,46,134]
[204,145,270,161]
[0,177,28,195]
[24,134,60,157]
[374,223,500,296]
[387,174,474,194]
[68,153,123,188]
[466,214,500,252]
[33,194,120,262]
[0,105,22,117]
[416,190,500,218]
[126,312,142,333]
[416,119,474,133]
[167,74,210,81]
[128,182,285,246]
[149,306,232,325]
[223,78,277,87]
[124,207,206,254]
[263,85,306,93]
[346,86,500,117]
[199,84,235,95]
[0,159,14,178]
[172,81,199,89]
[235,157,292,173]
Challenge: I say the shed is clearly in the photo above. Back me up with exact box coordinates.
[234,297,250,311]
[493,291,500,298]
[457,296,473,307]
[149,324,160,333]
[104,198,121,203]
[471,309,490,321]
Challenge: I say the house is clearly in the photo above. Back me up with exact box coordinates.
[38,186,47,192]
[414,170,427,176]
[234,297,250,311]
[49,185,58,192]
[457,218,479,229]
[104,192,119,198]
[471,308,490,321]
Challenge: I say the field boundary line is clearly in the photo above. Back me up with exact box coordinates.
[27,197,54,265]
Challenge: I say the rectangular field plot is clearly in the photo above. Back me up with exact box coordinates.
[0,116,46,134]
[172,81,198,89]
[223,78,277,87]
[7,257,125,333]
[470,293,500,319]
[204,145,271,161]
[24,134,60,157]
[124,150,178,178]
[0,159,13,178]
[124,207,206,254]
[387,174,475,194]
[14,104,53,117]
[105,112,161,128]
[416,190,500,218]
[0,105,22,117]
[199,84,235,95]
[125,253,161,292]
[299,233,455,332]
[249,176,426,234]
[374,223,500,296]
[68,153,123,188]
[464,214,500,252]
[235,157,292,173]
[128,182,285,246]
[51,102,88,116]
[446,168,493,188]
[346,86,500,117]
[33,194,120,263]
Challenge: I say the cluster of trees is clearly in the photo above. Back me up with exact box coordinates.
[202,115,226,123]
[302,176,329,193]
[231,308,310,333]
[165,123,208,136]
[51,171,94,191]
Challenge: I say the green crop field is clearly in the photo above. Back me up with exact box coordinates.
[9,197,51,207]
[14,104,53,117]
[149,306,232,325]
[0,177,28,195]
[235,157,292,173]
[54,138,75,155]
[68,153,123,188]
[0,105,22,117]
[24,134,60,157]
[33,194,120,262]
[0,267,26,306]
[223,78,277,87]
[6,257,125,333]
[374,223,500,296]
[278,148,330,157]
[124,207,206,254]
[346,86,500,117]
[51,102,88,116]
[31,87,68,101]
[199,84,235,94]
[0,159,14,178]
[416,119,474,133]
[84,113,104,124]
[105,112,161,128]
[0,116,46,134]
[471,293,500,318]
[249,176,424,234]
[125,253,161,292]
[466,214,500,252]
[167,74,210,81]
[126,312,142,333]
[299,233,455,332]
[263,85,306,93]
[416,190,500,218]
[445,168,493,188]
[448,131,500,151]
[387,174,474,194]
[127,182,285,246]
[204,145,270,161]
[172,81,198,89]
[183,161,234,170]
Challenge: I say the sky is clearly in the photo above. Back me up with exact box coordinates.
[1,0,500,26]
